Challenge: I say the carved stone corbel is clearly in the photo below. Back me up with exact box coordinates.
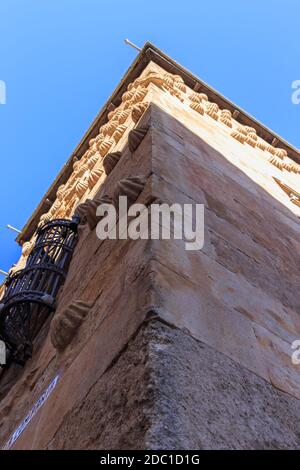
[103,151,122,175]
[131,101,149,123]
[128,126,149,152]
[75,194,114,230]
[50,300,94,350]
[113,175,147,207]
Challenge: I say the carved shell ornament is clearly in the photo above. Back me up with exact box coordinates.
[268,155,284,170]
[9,65,299,276]
[98,138,114,157]
[75,194,114,231]
[88,168,103,188]
[103,151,122,175]
[75,179,89,197]
[128,126,149,153]
[101,120,117,137]
[190,102,205,115]
[113,124,127,143]
[231,130,247,144]
[86,152,100,169]
[206,102,219,120]
[50,300,94,350]
[113,175,147,207]
[220,109,232,127]
[131,101,149,123]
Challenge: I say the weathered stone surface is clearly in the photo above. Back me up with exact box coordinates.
[47,321,300,450]
[1,81,299,450]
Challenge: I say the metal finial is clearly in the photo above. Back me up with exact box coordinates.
[124,39,142,52]
[6,224,21,234]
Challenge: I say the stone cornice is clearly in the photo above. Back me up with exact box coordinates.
[17,42,300,245]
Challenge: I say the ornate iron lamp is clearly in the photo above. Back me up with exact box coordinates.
[0,217,79,365]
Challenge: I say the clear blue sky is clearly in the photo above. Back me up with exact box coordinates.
[0,0,299,275]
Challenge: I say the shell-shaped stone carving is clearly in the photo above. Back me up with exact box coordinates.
[281,159,292,171]
[117,109,131,124]
[75,199,98,229]
[200,93,208,101]
[189,93,201,103]
[107,108,117,120]
[88,168,103,188]
[244,126,257,135]
[219,109,232,127]
[290,161,300,174]
[172,75,186,93]
[75,179,89,197]
[74,163,89,178]
[245,135,257,147]
[75,195,114,230]
[173,74,185,83]
[39,212,52,227]
[206,102,219,120]
[162,74,174,88]
[51,198,62,212]
[89,137,97,147]
[113,124,127,143]
[266,145,276,155]
[56,184,65,200]
[86,152,100,169]
[73,160,81,172]
[101,120,118,137]
[128,126,149,153]
[139,70,165,89]
[50,300,93,350]
[248,132,257,141]
[256,139,268,151]
[231,130,246,144]
[131,87,147,104]
[274,148,287,159]
[114,175,147,207]
[268,155,283,170]
[98,138,114,157]
[244,127,257,147]
[103,151,122,175]
[236,126,248,136]
[190,102,205,115]
[122,88,136,103]
[131,101,149,123]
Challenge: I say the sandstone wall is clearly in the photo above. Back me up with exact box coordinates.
[0,96,299,449]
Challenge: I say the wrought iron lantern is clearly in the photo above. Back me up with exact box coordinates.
[0,217,79,365]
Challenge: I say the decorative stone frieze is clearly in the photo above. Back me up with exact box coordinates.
[5,64,299,278]
[37,66,299,230]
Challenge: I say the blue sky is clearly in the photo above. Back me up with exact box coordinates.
[0,0,299,275]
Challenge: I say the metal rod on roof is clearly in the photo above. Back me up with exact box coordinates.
[6,224,21,234]
[0,269,8,277]
[124,39,142,52]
